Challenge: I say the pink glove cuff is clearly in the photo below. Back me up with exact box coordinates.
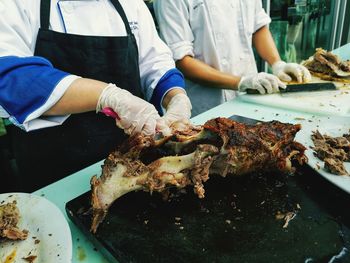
[101,107,121,120]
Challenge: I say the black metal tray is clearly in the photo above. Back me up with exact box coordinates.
[66,116,350,263]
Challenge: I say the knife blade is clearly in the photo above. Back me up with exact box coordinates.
[280,82,337,93]
[246,82,337,94]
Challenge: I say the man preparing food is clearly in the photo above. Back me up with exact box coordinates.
[153,0,312,116]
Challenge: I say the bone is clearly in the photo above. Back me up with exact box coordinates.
[90,144,218,233]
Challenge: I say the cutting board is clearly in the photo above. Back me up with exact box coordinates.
[65,116,350,263]
[67,173,350,263]
[238,79,350,116]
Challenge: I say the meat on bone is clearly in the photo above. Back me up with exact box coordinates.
[90,118,307,233]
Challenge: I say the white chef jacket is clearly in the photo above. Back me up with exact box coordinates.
[0,0,176,131]
[154,0,271,116]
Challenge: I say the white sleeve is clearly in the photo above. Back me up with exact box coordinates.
[136,0,176,101]
[254,0,271,32]
[0,0,36,57]
[0,0,78,131]
[153,0,195,61]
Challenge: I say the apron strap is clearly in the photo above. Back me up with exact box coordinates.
[40,0,132,34]
[109,0,133,35]
[40,0,51,30]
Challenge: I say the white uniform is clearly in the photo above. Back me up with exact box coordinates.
[0,0,175,130]
[154,0,271,116]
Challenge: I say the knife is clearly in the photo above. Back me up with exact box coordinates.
[246,82,337,94]
[281,82,337,93]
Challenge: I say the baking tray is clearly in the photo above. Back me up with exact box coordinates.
[66,115,350,263]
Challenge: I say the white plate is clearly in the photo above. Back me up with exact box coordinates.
[295,119,350,194]
[0,193,72,263]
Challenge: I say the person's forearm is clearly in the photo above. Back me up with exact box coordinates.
[176,56,240,89]
[44,78,107,115]
[253,26,281,66]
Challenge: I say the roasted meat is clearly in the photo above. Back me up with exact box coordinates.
[0,201,28,241]
[324,158,348,176]
[303,48,350,80]
[90,118,307,233]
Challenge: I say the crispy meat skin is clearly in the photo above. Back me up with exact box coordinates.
[0,201,28,241]
[90,118,307,233]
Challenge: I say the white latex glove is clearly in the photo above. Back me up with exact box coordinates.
[238,72,286,94]
[162,93,192,126]
[96,84,162,136]
[272,61,312,83]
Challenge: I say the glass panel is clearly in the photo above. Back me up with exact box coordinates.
[341,2,350,45]
[269,0,337,63]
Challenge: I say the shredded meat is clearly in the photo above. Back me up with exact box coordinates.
[90,118,307,233]
[324,158,349,176]
[343,133,350,142]
[311,130,350,175]
[0,201,28,241]
[303,48,350,80]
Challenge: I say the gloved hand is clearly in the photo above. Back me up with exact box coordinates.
[272,61,312,83]
[96,84,161,136]
[238,72,286,94]
[162,93,192,126]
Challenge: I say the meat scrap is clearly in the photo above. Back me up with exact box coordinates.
[324,158,349,176]
[0,201,28,241]
[90,118,308,233]
[275,211,297,229]
[303,48,350,80]
[22,255,37,263]
[311,130,350,175]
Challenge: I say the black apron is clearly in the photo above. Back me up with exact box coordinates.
[11,0,142,191]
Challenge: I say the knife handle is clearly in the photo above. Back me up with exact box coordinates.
[246,89,260,94]
[101,107,121,120]
[246,89,279,94]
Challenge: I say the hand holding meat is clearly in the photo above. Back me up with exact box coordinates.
[162,93,192,126]
[272,61,311,83]
[238,72,286,94]
[97,84,161,136]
